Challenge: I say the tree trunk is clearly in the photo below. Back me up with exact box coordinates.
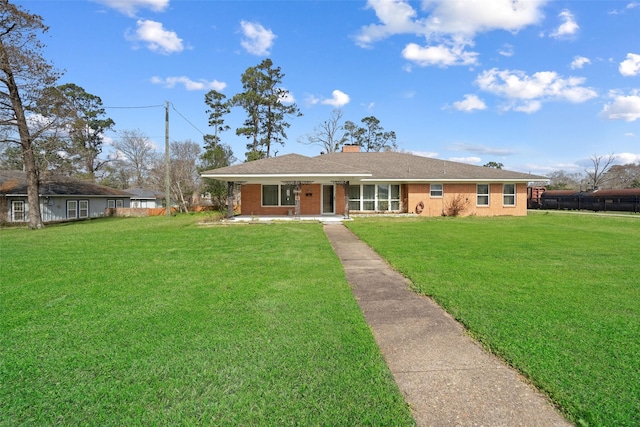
[0,39,44,229]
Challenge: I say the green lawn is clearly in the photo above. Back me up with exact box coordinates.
[0,216,414,426]
[346,212,640,427]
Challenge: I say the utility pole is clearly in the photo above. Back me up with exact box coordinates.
[165,101,171,217]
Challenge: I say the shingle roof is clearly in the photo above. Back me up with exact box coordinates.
[201,153,371,180]
[320,152,546,182]
[124,187,163,199]
[0,170,132,197]
[200,152,547,183]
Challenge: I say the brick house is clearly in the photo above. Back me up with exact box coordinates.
[201,146,547,218]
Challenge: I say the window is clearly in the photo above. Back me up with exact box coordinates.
[116,199,124,208]
[348,185,361,211]
[390,185,400,210]
[108,200,115,208]
[79,200,89,218]
[377,185,389,211]
[67,200,77,218]
[503,184,516,206]
[280,184,296,206]
[11,201,25,222]
[430,184,443,198]
[348,184,401,211]
[262,185,278,206]
[262,184,297,206]
[477,184,489,206]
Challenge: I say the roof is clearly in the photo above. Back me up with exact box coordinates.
[124,187,163,199]
[201,153,371,184]
[201,152,547,184]
[0,170,132,197]
[320,152,545,182]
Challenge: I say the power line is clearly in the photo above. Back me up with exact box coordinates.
[170,103,206,136]
[103,104,164,109]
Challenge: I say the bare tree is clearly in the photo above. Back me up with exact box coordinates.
[546,170,585,190]
[112,129,156,187]
[149,140,201,213]
[602,163,640,189]
[0,1,61,228]
[298,109,347,153]
[585,153,616,190]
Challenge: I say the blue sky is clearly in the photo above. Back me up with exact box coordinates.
[17,0,640,175]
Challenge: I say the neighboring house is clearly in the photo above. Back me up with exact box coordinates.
[125,187,164,208]
[0,170,131,224]
[201,145,548,218]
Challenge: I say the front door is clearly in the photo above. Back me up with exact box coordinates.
[322,185,334,214]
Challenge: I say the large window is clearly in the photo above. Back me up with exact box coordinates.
[477,184,489,206]
[503,184,516,206]
[11,201,25,222]
[348,185,361,211]
[348,184,401,211]
[430,184,443,198]
[67,200,77,218]
[280,184,296,206]
[79,200,89,218]
[262,184,296,206]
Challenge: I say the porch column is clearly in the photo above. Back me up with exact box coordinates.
[227,181,234,219]
[294,182,301,219]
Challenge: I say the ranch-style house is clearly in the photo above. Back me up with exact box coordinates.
[1,170,131,224]
[201,145,547,219]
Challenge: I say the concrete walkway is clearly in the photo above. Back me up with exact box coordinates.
[323,223,572,427]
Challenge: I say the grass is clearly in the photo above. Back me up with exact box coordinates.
[345,212,640,427]
[0,215,414,426]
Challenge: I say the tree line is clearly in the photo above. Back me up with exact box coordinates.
[1,1,399,228]
[538,154,640,190]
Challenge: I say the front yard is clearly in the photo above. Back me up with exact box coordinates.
[346,212,640,426]
[0,216,413,425]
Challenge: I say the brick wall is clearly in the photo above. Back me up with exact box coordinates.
[407,183,528,217]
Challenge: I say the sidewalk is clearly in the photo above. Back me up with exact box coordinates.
[323,223,572,427]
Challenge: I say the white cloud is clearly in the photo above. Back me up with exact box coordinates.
[321,90,350,107]
[624,132,636,137]
[601,91,640,122]
[550,9,579,38]
[402,42,478,67]
[355,0,423,48]
[476,68,597,113]
[619,53,640,76]
[129,19,183,54]
[453,94,487,112]
[151,76,226,91]
[616,152,640,163]
[239,21,276,56]
[449,156,482,164]
[411,150,439,158]
[93,0,169,17]
[306,90,350,107]
[609,2,640,15]
[356,0,547,67]
[498,43,514,57]
[420,0,547,36]
[570,56,591,69]
[447,142,516,156]
[278,89,296,104]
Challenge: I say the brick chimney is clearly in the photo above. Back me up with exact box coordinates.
[342,144,360,153]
